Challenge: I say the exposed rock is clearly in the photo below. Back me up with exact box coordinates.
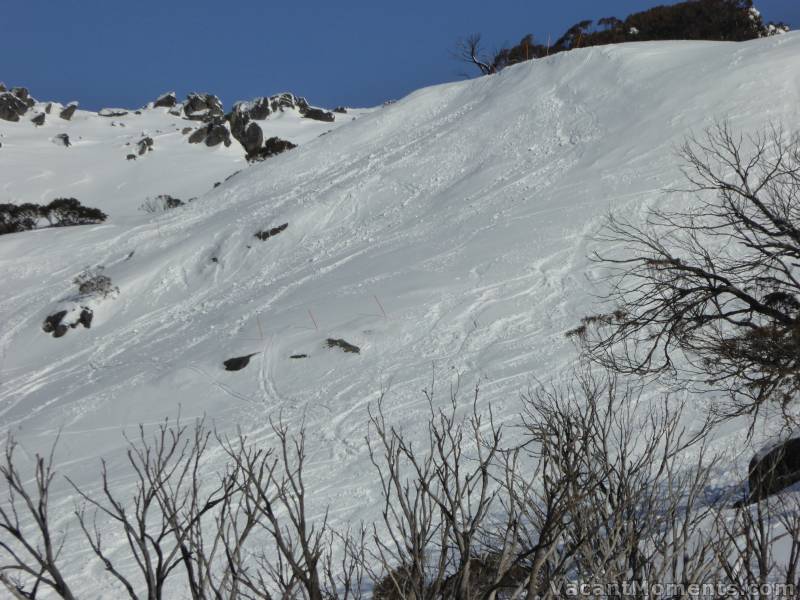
[183,93,224,121]
[31,112,45,126]
[326,338,360,354]
[153,91,177,108]
[136,136,154,155]
[188,128,207,144]
[0,82,5,92]
[44,102,53,114]
[42,307,93,338]
[254,223,288,241]
[53,133,71,147]
[248,97,272,120]
[12,87,35,108]
[42,311,69,338]
[272,92,306,112]
[59,103,78,120]
[248,136,296,162]
[290,354,309,359]
[98,108,128,117]
[181,126,193,135]
[747,437,800,502]
[0,92,29,122]
[302,107,335,122]
[223,353,258,371]
[77,308,93,329]
[126,154,136,160]
[333,106,347,113]
[242,122,263,153]
[204,122,231,147]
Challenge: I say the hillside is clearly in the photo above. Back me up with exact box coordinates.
[1,33,799,596]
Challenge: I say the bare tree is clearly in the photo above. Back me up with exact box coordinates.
[455,34,496,76]
[68,418,247,600]
[713,494,800,598]
[0,436,76,599]
[366,383,514,599]
[573,122,800,428]
[223,419,365,600]
[522,370,720,598]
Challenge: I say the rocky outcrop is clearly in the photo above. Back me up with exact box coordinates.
[747,437,800,502]
[0,92,29,121]
[225,92,335,157]
[231,92,334,123]
[184,93,224,122]
[11,87,35,109]
[42,307,93,338]
[187,128,207,144]
[223,353,258,371]
[239,121,264,155]
[59,102,78,120]
[254,223,288,241]
[136,136,154,155]
[188,122,231,147]
[227,105,264,157]
[153,91,177,108]
[247,136,296,162]
[31,112,45,126]
[98,108,129,117]
[303,107,334,122]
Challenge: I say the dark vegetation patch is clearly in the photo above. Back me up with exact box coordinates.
[139,194,184,213]
[254,223,288,241]
[0,198,107,235]
[465,0,789,75]
[325,338,360,354]
[223,354,258,371]
[42,267,115,338]
[74,267,118,298]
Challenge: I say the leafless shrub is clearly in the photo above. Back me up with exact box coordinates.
[0,436,76,599]
[139,194,184,214]
[522,370,720,597]
[1,365,797,599]
[454,34,496,76]
[73,266,118,298]
[577,122,800,429]
[712,493,800,598]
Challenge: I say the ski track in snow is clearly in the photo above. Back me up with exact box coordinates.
[0,34,799,596]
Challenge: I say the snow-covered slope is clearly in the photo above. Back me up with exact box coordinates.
[1,34,799,595]
[0,97,369,217]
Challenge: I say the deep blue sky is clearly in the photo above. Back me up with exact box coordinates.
[3,1,798,111]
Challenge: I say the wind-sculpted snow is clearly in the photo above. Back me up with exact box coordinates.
[0,34,799,596]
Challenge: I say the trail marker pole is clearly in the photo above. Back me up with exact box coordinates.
[374,295,388,319]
